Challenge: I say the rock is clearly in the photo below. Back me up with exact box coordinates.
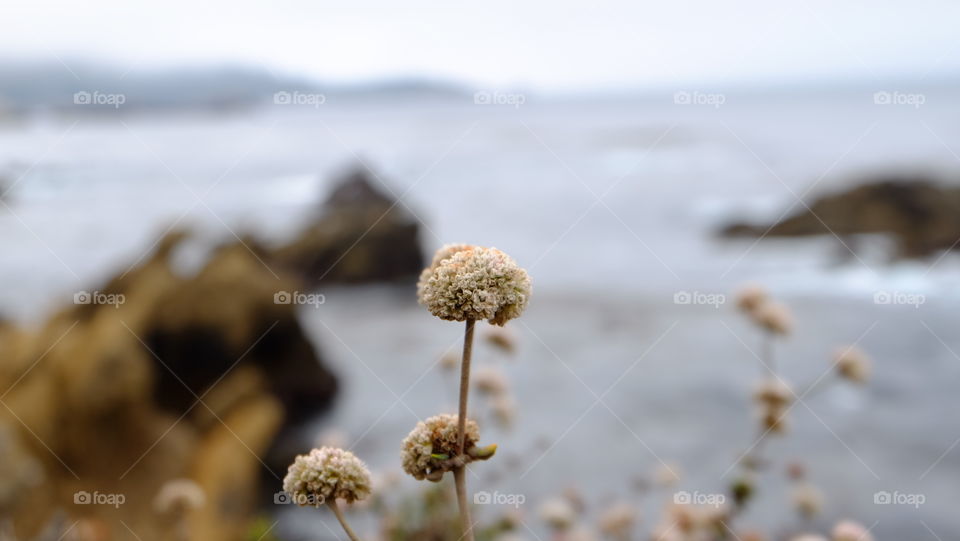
[0,228,337,541]
[272,167,425,284]
[718,175,960,258]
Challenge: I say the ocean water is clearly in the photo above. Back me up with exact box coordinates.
[1,90,960,538]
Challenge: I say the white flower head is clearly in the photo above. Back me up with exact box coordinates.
[154,479,205,514]
[401,414,494,481]
[417,245,532,326]
[539,497,576,530]
[736,284,769,313]
[751,301,792,336]
[283,447,372,505]
[834,346,871,383]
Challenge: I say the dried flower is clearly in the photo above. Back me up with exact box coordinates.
[474,366,509,396]
[752,301,792,336]
[736,284,768,313]
[753,379,794,409]
[598,502,637,539]
[539,497,576,530]
[283,447,372,505]
[791,482,822,518]
[831,520,874,541]
[484,326,517,354]
[834,346,871,383]
[400,414,494,481]
[154,479,205,514]
[417,245,532,326]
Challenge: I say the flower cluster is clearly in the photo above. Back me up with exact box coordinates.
[400,414,494,481]
[417,244,532,326]
[283,446,372,505]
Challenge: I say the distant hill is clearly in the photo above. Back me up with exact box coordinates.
[0,62,467,113]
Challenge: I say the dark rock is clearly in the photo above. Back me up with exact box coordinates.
[718,175,960,258]
[272,166,425,285]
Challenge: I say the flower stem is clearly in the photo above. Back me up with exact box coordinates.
[327,499,362,541]
[454,318,476,541]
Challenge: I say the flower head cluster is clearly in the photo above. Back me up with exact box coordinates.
[417,245,531,326]
[834,346,871,383]
[753,379,794,434]
[735,285,792,336]
[283,447,372,505]
[401,414,494,481]
[153,479,205,514]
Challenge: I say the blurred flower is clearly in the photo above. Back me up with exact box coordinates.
[539,497,576,530]
[491,395,517,428]
[791,482,823,518]
[786,461,806,480]
[752,301,792,336]
[400,414,494,481]
[439,351,459,371]
[834,346,871,384]
[753,379,794,409]
[154,478,205,514]
[761,408,790,434]
[484,326,517,354]
[654,462,682,486]
[791,536,828,541]
[832,520,874,541]
[474,366,509,395]
[417,245,532,326]
[567,526,600,541]
[736,284,769,313]
[283,447,372,505]
[598,502,637,540]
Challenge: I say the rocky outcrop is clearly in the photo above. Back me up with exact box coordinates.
[719,176,960,258]
[272,167,425,285]
[0,230,336,541]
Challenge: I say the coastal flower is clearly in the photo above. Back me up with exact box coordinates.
[474,366,509,395]
[538,497,576,530]
[598,502,638,540]
[154,479,205,514]
[753,379,794,409]
[417,245,532,326]
[283,447,372,505]
[751,301,792,336]
[831,520,874,541]
[736,284,769,313]
[791,482,823,518]
[833,346,871,383]
[400,414,494,481]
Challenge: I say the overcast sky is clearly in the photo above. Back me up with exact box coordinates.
[2,0,958,91]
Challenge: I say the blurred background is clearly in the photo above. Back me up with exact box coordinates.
[0,1,958,540]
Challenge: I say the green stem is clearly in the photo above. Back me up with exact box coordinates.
[454,318,476,541]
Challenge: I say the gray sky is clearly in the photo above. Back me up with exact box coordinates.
[2,0,958,91]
